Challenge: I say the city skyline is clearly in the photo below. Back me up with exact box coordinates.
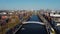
[0,0,60,10]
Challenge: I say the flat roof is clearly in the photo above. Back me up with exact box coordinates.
[50,14,60,17]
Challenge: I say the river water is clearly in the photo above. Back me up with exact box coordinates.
[27,15,42,22]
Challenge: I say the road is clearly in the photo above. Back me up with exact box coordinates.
[42,14,60,34]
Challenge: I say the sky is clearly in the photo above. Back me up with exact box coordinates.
[0,0,60,10]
